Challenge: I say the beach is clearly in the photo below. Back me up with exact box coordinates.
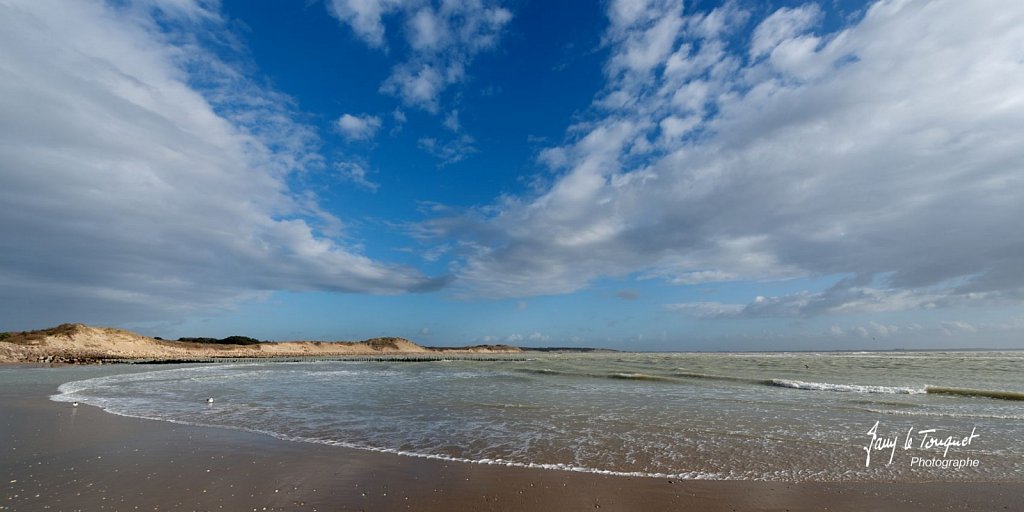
[2,365,1021,512]
[3,0,1023,510]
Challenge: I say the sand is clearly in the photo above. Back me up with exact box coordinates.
[0,324,520,364]
[2,368,1021,511]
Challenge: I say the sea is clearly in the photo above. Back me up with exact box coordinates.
[43,351,1024,482]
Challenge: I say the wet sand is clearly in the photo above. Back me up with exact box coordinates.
[1,373,1021,511]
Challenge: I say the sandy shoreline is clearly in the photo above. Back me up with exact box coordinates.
[2,368,1021,511]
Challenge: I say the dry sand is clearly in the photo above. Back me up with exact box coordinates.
[0,324,519,364]
[1,368,1021,511]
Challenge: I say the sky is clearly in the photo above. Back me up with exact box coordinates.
[1,0,1023,350]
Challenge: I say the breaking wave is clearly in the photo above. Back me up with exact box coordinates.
[768,379,1024,401]
[768,379,925,394]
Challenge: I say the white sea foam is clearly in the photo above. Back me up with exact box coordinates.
[768,379,925,394]
[859,407,1024,421]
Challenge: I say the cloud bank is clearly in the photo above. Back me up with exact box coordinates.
[424,0,1024,317]
[0,0,442,326]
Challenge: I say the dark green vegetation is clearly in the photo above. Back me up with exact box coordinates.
[175,336,262,345]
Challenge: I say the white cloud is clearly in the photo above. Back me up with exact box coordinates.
[408,7,445,51]
[941,321,977,336]
[606,0,685,76]
[380,63,448,112]
[329,0,512,112]
[664,302,745,319]
[335,162,380,191]
[337,113,383,141]
[658,114,700,142]
[867,321,898,337]
[443,110,461,132]
[664,276,1012,320]
[822,319,994,345]
[527,332,550,342]
[482,332,549,344]
[749,5,822,59]
[0,0,441,327]
[417,134,477,165]
[327,0,406,48]
[421,0,1024,316]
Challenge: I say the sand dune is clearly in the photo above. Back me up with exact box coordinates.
[0,324,520,364]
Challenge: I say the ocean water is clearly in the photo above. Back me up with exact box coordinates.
[48,352,1024,481]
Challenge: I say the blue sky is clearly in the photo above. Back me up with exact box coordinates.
[1,0,1022,350]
